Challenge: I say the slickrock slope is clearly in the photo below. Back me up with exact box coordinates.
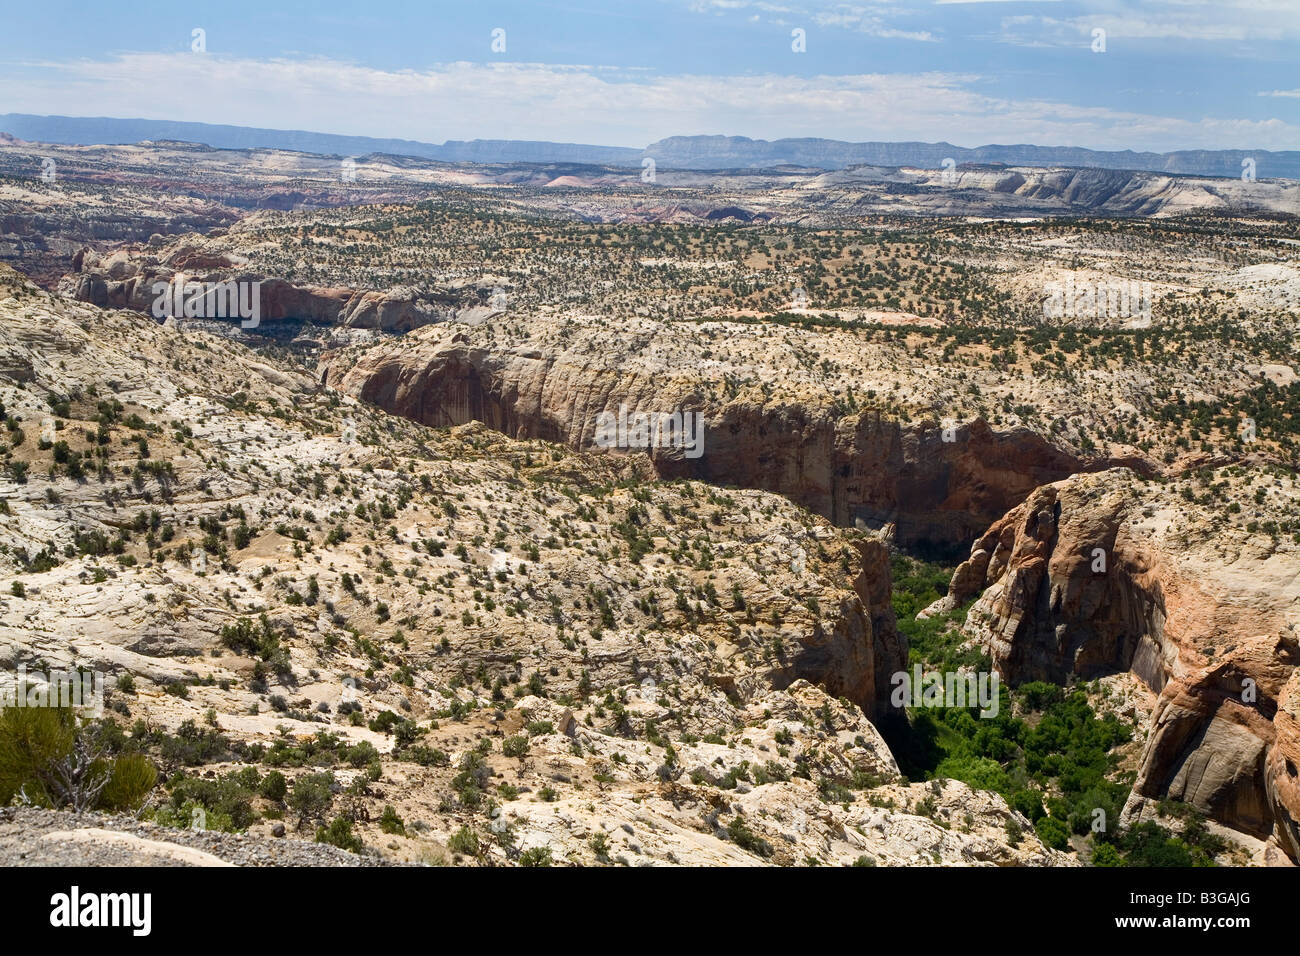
[943,468,1300,861]
[320,320,1146,555]
[0,265,1066,865]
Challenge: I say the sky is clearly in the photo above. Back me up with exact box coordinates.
[1,0,1297,152]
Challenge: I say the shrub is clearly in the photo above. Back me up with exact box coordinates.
[165,773,256,830]
[316,814,362,853]
[726,814,774,858]
[99,752,157,811]
[448,825,480,857]
[342,741,379,768]
[0,703,76,805]
[1019,681,1063,711]
[452,753,488,808]
[1009,788,1044,821]
[933,754,1010,795]
[1091,841,1123,867]
[403,745,449,767]
[1034,814,1071,851]
[152,798,233,832]
[259,770,288,802]
[518,846,552,867]
[379,804,405,835]
[1118,822,1205,867]
[156,719,230,766]
[288,771,335,826]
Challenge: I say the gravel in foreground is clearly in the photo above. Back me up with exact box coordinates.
[0,807,396,866]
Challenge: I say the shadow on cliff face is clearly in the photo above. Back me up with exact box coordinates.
[320,337,1153,561]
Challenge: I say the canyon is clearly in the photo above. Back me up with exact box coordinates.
[314,321,1300,863]
[0,134,1297,866]
[318,325,1139,555]
[0,262,1069,865]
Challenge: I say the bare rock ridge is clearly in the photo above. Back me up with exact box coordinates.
[945,469,1300,862]
[320,329,1147,554]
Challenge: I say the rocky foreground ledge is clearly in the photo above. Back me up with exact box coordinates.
[0,807,387,867]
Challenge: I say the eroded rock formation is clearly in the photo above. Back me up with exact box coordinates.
[945,468,1300,861]
[59,246,460,331]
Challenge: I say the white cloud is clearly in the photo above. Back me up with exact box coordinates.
[812,10,937,40]
[688,0,1300,45]
[689,1,939,40]
[5,53,1297,151]
[998,0,1300,45]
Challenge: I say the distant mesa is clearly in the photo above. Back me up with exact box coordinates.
[3,114,1298,180]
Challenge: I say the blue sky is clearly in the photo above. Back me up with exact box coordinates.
[2,0,1297,150]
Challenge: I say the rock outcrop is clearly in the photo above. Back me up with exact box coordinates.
[58,246,460,331]
[946,468,1300,861]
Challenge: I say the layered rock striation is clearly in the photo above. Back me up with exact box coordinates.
[945,468,1300,861]
[320,326,1145,554]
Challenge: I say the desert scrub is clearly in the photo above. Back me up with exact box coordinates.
[288,771,337,827]
[154,770,257,831]
[98,752,158,811]
[259,770,288,802]
[518,846,553,866]
[0,703,76,805]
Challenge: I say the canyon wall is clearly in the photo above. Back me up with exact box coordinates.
[946,470,1300,861]
[319,330,1136,555]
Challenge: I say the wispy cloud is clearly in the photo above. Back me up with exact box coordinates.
[688,0,940,40]
[686,0,1300,46]
[998,0,1300,45]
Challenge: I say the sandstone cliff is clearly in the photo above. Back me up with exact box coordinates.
[945,468,1300,861]
[320,326,1142,555]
